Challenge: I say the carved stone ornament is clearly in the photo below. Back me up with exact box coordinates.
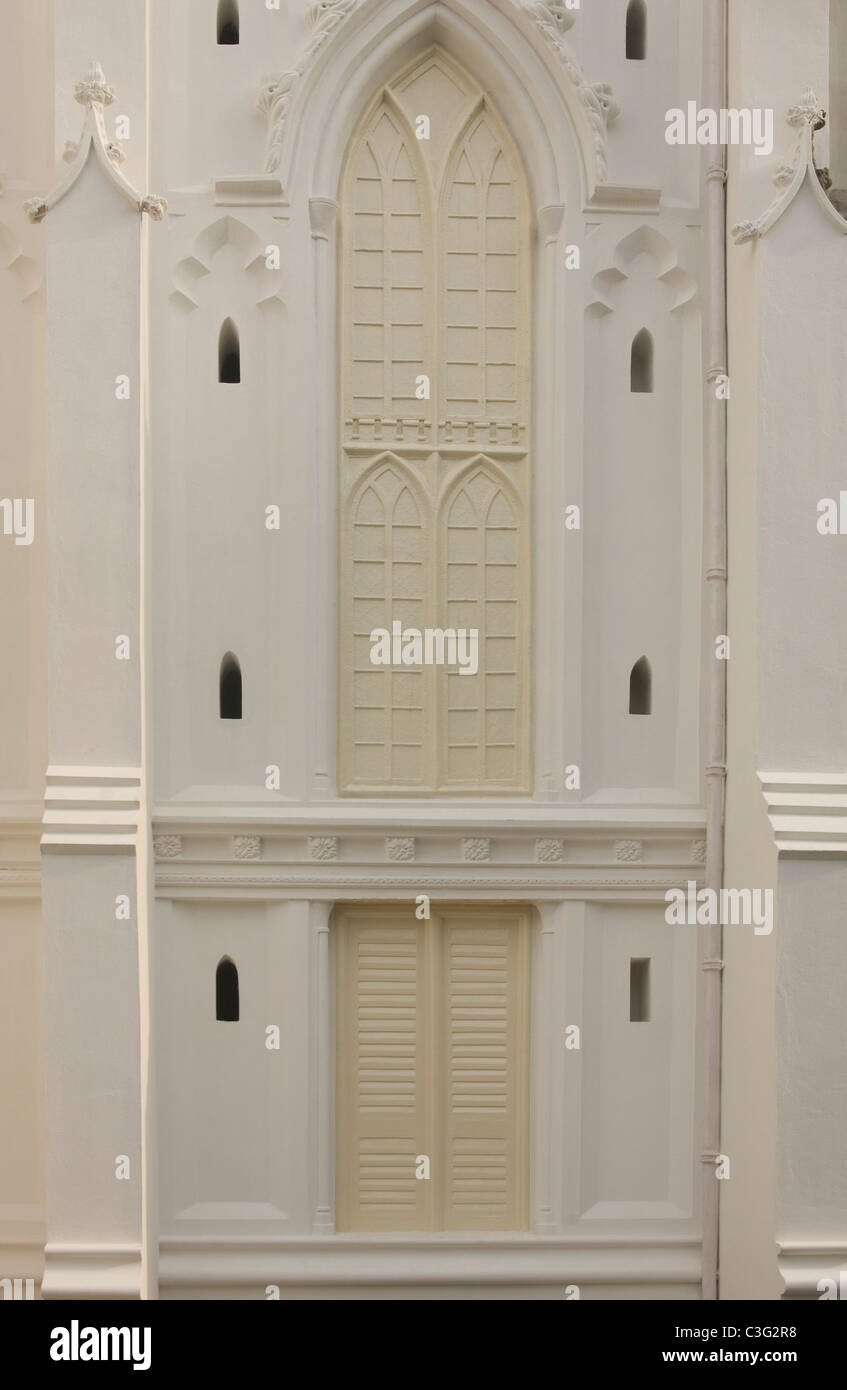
[310,835,339,861]
[257,0,618,182]
[535,838,564,863]
[691,839,707,865]
[233,835,262,860]
[522,2,577,39]
[519,3,619,181]
[733,89,847,243]
[258,0,359,173]
[25,61,167,223]
[463,837,491,863]
[74,65,115,107]
[386,836,415,862]
[614,839,643,863]
[153,835,183,859]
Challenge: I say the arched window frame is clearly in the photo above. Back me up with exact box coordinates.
[218,318,240,383]
[337,52,532,794]
[219,651,242,719]
[217,0,239,45]
[630,327,654,393]
[629,655,652,715]
[215,956,240,1021]
[626,0,647,60]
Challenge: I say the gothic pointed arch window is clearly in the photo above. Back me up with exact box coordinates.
[217,0,239,45]
[339,48,531,793]
[215,956,239,1021]
[626,0,647,60]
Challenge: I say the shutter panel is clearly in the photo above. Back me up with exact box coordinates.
[441,913,528,1231]
[336,908,528,1232]
[336,914,431,1231]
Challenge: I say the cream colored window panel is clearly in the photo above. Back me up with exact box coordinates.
[343,465,429,788]
[335,907,529,1233]
[336,914,430,1232]
[345,99,430,438]
[339,49,531,794]
[442,469,523,788]
[441,113,525,441]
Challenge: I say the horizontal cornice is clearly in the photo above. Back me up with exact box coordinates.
[152,814,706,899]
[152,803,706,832]
[41,766,142,854]
[158,1233,701,1290]
[778,1240,847,1299]
[760,773,847,855]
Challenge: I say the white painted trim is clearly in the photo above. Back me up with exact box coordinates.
[310,902,334,1232]
[41,1243,142,1301]
[157,1233,702,1290]
[759,773,847,854]
[41,766,142,853]
[151,804,707,829]
[701,0,728,1304]
[778,1241,847,1299]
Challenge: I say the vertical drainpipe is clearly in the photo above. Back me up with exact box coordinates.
[702,0,728,1303]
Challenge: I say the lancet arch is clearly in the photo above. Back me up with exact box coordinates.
[338,48,531,793]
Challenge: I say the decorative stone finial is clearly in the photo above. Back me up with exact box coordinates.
[74,60,115,108]
[25,61,167,223]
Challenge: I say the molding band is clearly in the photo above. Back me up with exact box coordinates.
[41,766,142,854]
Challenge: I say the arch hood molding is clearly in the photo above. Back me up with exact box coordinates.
[257,0,620,203]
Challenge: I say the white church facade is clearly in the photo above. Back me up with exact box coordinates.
[0,0,845,1301]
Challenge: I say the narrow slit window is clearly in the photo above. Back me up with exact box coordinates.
[216,957,239,1021]
[218,318,240,383]
[217,0,239,44]
[219,652,242,719]
[630,958,651,1021]
[629,656,651,715]
[626,0,647,60]
[630,328,653,393]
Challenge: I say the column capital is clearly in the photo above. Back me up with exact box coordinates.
[537,203,565,246]
[309,196,339,240]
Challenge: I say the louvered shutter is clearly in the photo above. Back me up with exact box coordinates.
[336,908,528,1232]
[336,914,431,1231]
[441,914,528,1230]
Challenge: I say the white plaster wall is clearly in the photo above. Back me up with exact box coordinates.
[574,902,700,1225]
[582,0,704,204]
[46,161,142,763]
[144,0,710,1300]
[153,0,298,190]
[6,0,707,1299]
[157,899,313,1234]
[581,222,703,801]
[42,855,141,1245]
[53,0,148,195]
[723,0,842,1300]
[0,898,45,1288]
[0,0,52,1297]
[776,861,847,1244]
[757,197,847,769]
